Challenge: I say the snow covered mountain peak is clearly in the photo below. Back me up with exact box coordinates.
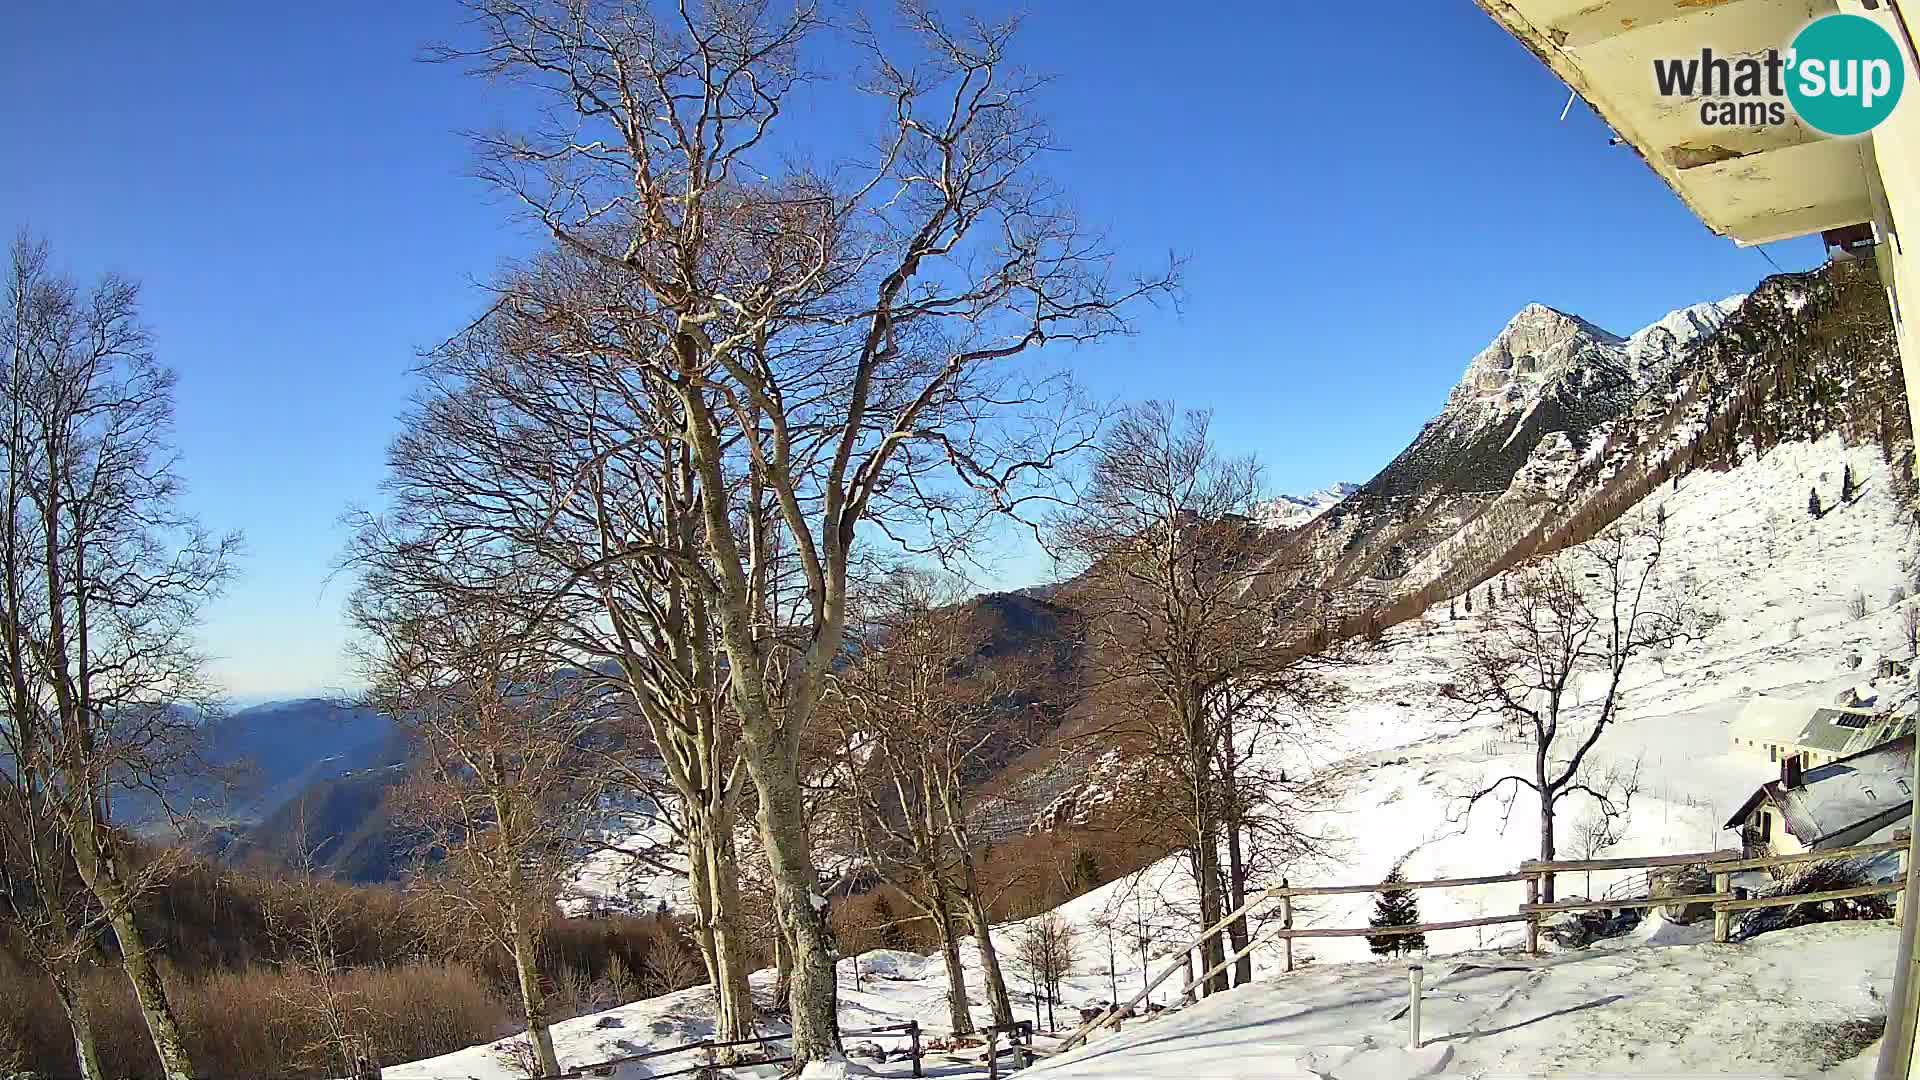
[1442,295,1743,430]
[1622,294,1745,384]
[1256,482,1361,529]
[1445,303,1624,423]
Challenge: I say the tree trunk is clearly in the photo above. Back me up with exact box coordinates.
[1191,830,1227,995]
[50,967,104,1080]
[686,826,722,989]
[1537,754,1557,904]
[73,833,195,1080]
[771,919,793,1014]
[932,897,974,1035]
[1224,819,1251,987]
[1538,801,1558,904]
[707,827,757,1057]
[509,903,561,1078]
[1187,713,1227,995]
[1219,718,1253,988]
[746,747,840,1060]
[952,850,1014,1027]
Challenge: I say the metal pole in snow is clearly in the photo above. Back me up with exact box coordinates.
[1407,964,1424,1051]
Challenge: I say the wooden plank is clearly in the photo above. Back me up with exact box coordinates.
[1520,892,1732,914]
[1715,881,1905,913]
[1715,839,1910,872]
[1277,914,1531,939]
[1280,871,1533,897]
[1190,915,1296,989]
[1054,883,1279,1052]
[1525,876,1539,957]
[1713,871,1732,943]
[1520,849,1737,873]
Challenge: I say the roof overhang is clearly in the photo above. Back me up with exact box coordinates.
[1476,0,1876,245]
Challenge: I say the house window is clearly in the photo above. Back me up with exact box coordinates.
[1758,812,1772,841]
[1770,746,1778,762]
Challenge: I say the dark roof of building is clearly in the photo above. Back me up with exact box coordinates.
[1723,735,1915,847]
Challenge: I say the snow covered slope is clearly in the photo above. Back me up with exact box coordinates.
[390,432,1914,1080]
[1061,435,1914,968]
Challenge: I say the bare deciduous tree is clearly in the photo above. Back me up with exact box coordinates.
[424,1,1174,1059]
[352,249,765,1049]
[1051,402,1338,993]
[1014,914,1076,1032]
[1569,792,1634,899]
[0,231,238,1080]
[352,584,611,1079]
[1448,516,1681,902]
[827,569,1030,1033]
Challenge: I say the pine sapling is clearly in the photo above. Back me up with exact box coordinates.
[1367,863,1425,957]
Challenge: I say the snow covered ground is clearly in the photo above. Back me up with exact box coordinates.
[391,434,1915,1079]
[1030,921,1896,1080]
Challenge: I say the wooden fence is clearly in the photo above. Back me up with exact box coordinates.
[1055,833,1910,1053]
[1520,835,1909,947]
[518,1021,923,1080]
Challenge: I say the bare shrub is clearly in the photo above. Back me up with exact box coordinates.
[1849,589,1870,619]
[642,938,702,998]
[1731,859,1893,942]
[0,955,514,1080]
[493,1036,544,1078]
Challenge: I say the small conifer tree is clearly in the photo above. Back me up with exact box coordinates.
[1842,463,1856,502]
[1367,864,1425,957]
[1809,487,1822,518]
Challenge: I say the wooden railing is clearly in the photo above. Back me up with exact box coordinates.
[1055,834,1911,1054]
[1520,835,1909,946]
[520,1021,923,1080]
[981,1020,1035,1080]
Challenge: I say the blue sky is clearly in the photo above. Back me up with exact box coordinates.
[0,2,1822,700]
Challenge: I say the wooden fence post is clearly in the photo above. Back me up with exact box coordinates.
[1898,848,1909,929]
[1525,875,1540,956]
[1181,948,1196,1004]
[1281,878,1294,973]
[986,1028,1000,1080]
[1713,870,1732,943]
[909,1021,922,1078]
